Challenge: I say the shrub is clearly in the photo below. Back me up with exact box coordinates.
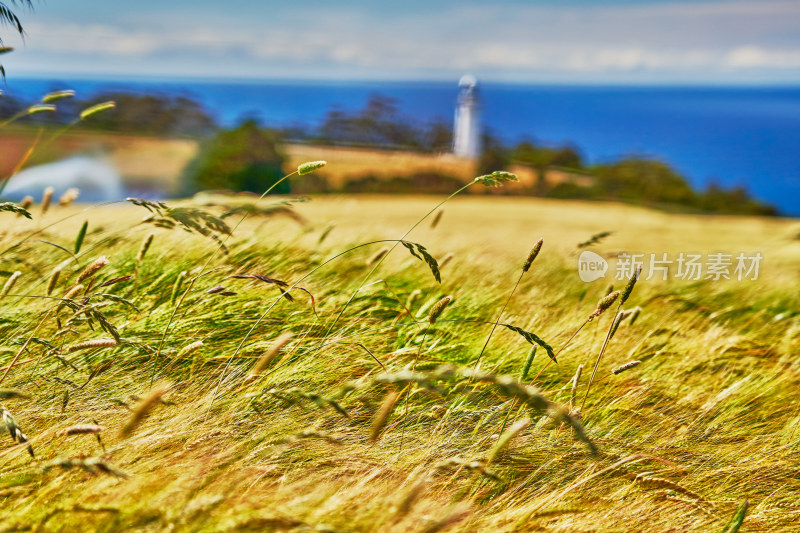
[182,120,288,195]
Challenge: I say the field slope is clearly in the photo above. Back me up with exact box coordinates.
[0,195,799,532]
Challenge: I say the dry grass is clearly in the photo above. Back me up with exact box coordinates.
[0,194,798,532]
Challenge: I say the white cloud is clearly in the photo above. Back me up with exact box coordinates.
[726,46,800,69]
[7,0,800,81]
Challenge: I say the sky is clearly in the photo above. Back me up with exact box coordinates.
[2,0,800,84]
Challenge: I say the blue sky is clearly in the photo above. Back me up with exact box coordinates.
[2,0,800,83]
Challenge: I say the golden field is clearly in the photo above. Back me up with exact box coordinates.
[0,192,798,531]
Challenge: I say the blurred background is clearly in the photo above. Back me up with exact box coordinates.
[0,0,798,215]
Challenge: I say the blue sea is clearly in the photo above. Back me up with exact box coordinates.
[5,78,800,215]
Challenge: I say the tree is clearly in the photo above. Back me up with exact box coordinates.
[182,120,288,195]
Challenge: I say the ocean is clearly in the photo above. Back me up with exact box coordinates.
[4,78,800,215]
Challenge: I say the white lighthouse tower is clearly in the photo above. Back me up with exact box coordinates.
[452,75,481,159]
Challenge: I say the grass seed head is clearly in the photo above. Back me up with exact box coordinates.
[297,160,327,175]
[26,104,56,116]
[430,209,444,229]
[61,424,104,436]
[41,186,53,215]
[369,390,401,442]
[170,271,187,304]
[428,295,452,324]
[59,284,84,306]
[474,170,518,187]
[137,233,154,263]
[629,306,642,325]
[570,364,584,408]
[522,238,544,272]
[177,340,204,359]
[393,474,428,519]
[249,332,294,377]
[77,256,109,284]
[65,338,118,353]
[1,271,20,296]
[19,195,33,210]
[620,266,642,305]
[636,476,704,501]
[366,246,390,266]
[611,360,642,375]
[520,346,537,381]
[59,188,79,207]
[609,311,626,340]
[74,220,88,255]
[0,407,34,457]
[120,382,170,438]
[80,101,116,121]
[41,90,75,103]
[486,417,530,465]
[590,290,620,320]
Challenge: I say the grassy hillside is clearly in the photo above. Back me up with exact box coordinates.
[0,192,798,532]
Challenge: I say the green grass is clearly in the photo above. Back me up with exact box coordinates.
[0,193,798,532]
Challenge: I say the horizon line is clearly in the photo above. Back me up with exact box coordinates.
[7,72,800,89]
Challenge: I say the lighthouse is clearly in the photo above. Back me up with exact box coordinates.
[452,75,482,159]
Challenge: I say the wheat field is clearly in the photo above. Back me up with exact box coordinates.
[0,187,798,532]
